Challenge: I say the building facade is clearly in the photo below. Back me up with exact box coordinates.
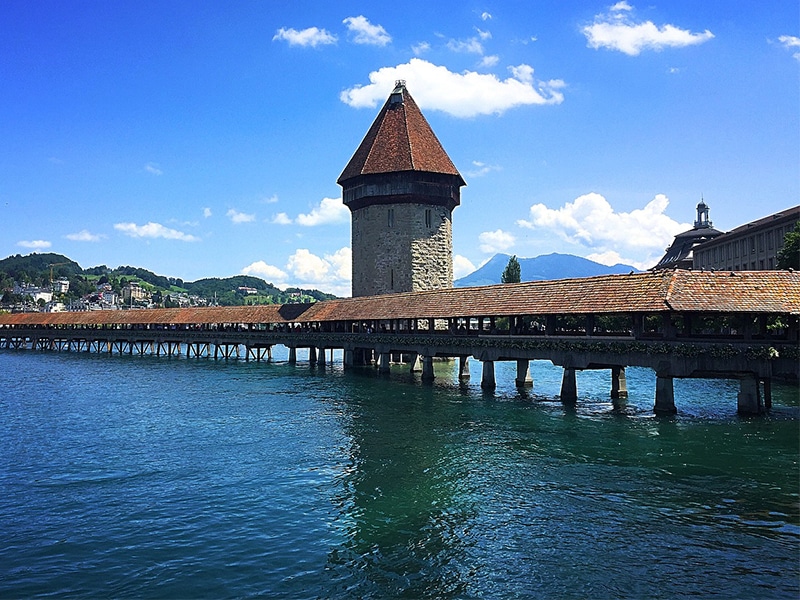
[53,278,70,294]
[338,81,465,297]
[692,205,799,271]
[121,282,150,304]
[652,201,723,270]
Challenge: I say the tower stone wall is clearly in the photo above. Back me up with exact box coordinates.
[351,203,452,296]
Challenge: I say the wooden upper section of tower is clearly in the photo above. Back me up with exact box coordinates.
[337,82,465,186]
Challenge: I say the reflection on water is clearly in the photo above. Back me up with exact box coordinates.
[0,351,797,598]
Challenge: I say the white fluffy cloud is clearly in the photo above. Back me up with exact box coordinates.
[286,248,329,281]
[778,35,800,61]
[202,207,212,218]
[340,58,565,118]
[285,247,352,296]
[479,229,516,253]
[240,261,288,282]
[454,254,477,279]
[114,222,200,242]
[447,37,485,54]
[465,160,501,178]
[296,197,349,226]
[516,193,690,270]
[343,16,391,46]
[226,209,256,224]
[583,4,714,55]
[242,248,352,296]
[66,230,105,242]
[18,239,51,249]
[479,55,500,68]
[412,41,430,55]
[273,26,337,47]
[271,212,292,225]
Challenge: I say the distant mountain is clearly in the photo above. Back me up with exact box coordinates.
[454,253,639,287]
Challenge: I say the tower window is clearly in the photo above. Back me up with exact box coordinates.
[388,208,394,228]
[425,209,432,228]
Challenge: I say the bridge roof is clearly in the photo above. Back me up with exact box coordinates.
[0,271,797,327]
[309,270,799,320]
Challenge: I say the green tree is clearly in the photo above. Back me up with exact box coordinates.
[777,222,800,270]
[501,255,521,283]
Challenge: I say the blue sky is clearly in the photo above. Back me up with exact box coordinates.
[1,1,798,296]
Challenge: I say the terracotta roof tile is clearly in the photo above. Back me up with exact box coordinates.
[337,84,463,183]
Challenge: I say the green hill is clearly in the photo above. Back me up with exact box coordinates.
[0,252,338,307]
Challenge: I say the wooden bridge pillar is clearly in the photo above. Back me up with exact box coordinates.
[344,348,354,367]
[481,360,496,390]
[288,347,297,364]
[458,356,470,381]
[737,375,763,415]
[515,359,532,387]
[654,375,676,414]
[379,352,391,373]
[762,378,772,409]
[421,356,435,382]
[308,346,317,364]
[318,347,326,366]
[611,366,628,399]
[560,367,577,403]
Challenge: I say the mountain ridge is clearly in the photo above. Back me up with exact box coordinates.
[455,253,639,287]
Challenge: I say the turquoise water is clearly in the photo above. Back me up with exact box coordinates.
[0,349,798,598]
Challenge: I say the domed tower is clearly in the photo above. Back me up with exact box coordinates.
[652,199,723,270]
[338,81,466,297]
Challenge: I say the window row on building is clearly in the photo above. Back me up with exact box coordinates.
[692,207,798,271]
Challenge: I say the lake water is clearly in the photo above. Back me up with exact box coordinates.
[0,349,798,598]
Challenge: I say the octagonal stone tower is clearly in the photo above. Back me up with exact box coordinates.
[338,81,466,297]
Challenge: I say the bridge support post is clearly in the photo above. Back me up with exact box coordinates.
[379,352,391,373]
[309,346,317,365]
[560,368,577,403]
[458,356,470,381]
[654,375,676,414]
[344,349,354,368]
[611,366,628,399]
[288,347,297,364]
[481,360,496,390]
[737,375,763,415]
[515,359,532,387]
[318,347,326,366]
[762,378,772,409]
[421,356,435,382]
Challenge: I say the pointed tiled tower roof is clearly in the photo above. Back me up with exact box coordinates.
[338,81,465,185]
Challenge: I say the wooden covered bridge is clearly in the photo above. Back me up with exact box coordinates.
[1,270,798,415]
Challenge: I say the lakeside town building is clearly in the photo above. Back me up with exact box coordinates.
[53,278,70,294]
[121,282,150,304]
[692,205,799,272]
[653,202,798,272]
[651,201,723,270]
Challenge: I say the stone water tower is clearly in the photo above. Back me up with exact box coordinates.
[338,81,466,297]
